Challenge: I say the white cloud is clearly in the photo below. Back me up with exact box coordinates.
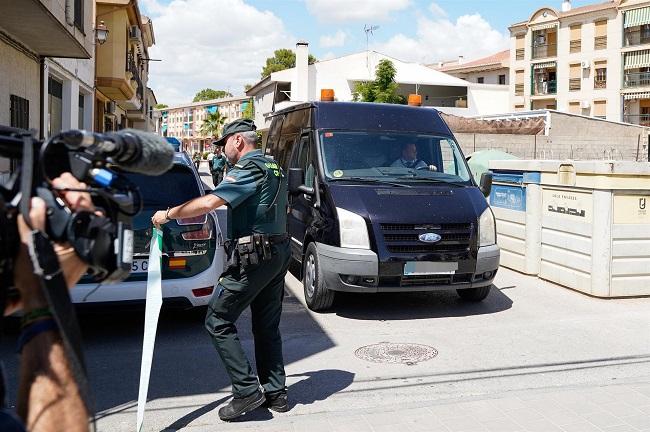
[428,2,447,17]
[376,13,509,64]
[142,0,293,105]
[320,30,347,48]
[306,0,411,22]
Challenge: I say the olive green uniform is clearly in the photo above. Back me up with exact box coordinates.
[205,149,290,398]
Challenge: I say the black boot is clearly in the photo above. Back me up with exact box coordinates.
[218,389,266,421]
[264,390,289,412]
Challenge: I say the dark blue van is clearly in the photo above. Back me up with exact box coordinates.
[265,102,499,311]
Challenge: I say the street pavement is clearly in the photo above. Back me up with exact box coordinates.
[0,164,648,431]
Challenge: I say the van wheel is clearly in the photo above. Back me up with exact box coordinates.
[456,285,491,302]
[303,243,335,311]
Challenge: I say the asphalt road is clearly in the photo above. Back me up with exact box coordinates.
[1,267,649,431]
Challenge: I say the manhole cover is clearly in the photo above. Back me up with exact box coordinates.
[354,343,438,365]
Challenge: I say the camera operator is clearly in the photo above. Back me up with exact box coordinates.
[2,173,95,432]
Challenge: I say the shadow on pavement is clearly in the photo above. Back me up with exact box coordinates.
[0,287,343,424]
[333,284,513,320]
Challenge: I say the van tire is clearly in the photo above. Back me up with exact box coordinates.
[456,285,491,302]
[302,243,335,311]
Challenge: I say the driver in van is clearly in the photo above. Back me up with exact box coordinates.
[391,142,428,170]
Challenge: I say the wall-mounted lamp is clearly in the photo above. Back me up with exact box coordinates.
[95,20,109,45]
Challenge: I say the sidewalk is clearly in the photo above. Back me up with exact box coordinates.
[184,381,650,432]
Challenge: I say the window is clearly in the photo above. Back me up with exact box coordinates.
[515,69,525,95]
[593,100,606,119]
[498,74,506,85]
[515,104,525,111]
[10,95,29,129]
[569,64,581,91]
[477,77,484,84]
[293,135,314,188]
[74,0,84,32]
[594,61,607,89]
[568,101,581,114]
[78,94,85,129]
[570,24,582,53]
[48,76,63,137]
[515,34,525,60]
[595,20,607,49]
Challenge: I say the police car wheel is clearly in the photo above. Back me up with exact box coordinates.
[456,285,491,302]
[303,243,335,311]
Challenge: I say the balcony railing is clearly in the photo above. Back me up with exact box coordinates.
[532,43,557,59]
[570,40,581,53]
[515,83,524,95]
[594,78,607,89]
[533,80,557,95]
[624,28,650,47]
[624,114,650,126]
[569,78,581,91]
[594,36,607,50]
[516,48,525,61]
[127,53,144,100]
[624,71,650,88]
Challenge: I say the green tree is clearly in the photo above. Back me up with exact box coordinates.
[199,111,227,138]
[241,99,254,120]
[192,88,233,102]
[154,103,168,109]
[352,59,405,104]
[244,83,253,92]
[261,48,317,78]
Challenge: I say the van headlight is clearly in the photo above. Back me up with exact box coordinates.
[336,207,370,249]
[478,207,496,247]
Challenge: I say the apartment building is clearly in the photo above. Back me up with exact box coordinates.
[510,0,650,126]
[0,0,93,138]
[95,1,155,132]
[159,96,252,152]
[432,50,510,85]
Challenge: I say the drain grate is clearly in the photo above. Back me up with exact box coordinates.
[354,343,438,365]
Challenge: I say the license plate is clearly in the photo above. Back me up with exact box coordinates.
[131,259,149,274]
[404,261,458,276]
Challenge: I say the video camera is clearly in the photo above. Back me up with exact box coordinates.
[0,125,174,300]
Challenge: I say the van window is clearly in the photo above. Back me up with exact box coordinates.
[319,131,471,184]
[293,135,315,188]
[273,109,311,169]
[264,114,284,156]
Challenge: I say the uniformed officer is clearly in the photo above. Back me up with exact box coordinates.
[151,119,291,421]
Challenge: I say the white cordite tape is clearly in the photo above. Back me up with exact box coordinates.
[136,227,163,432]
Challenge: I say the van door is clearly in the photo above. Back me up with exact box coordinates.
[288,132,316,259]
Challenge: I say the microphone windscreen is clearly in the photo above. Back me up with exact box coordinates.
[115,129,174,176]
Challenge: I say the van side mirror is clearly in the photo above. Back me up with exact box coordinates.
[479,171,493,198]
[288,168,315,196]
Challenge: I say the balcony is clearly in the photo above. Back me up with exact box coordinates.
[594,78,607,89]
[624,114,650,126]
[532,43,557,60]
[623,71,650,88]
[624,27,650,47]
[533,80,557,96]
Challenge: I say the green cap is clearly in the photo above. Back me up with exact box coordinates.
[214,118,256,146]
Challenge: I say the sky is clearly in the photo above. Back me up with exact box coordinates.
[140,0,602,105]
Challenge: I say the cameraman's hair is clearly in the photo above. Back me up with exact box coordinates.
[240,131,258,146]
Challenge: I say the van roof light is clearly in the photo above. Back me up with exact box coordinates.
[321,89,335,102]
[408,94,422,106]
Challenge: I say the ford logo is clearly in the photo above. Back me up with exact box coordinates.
[418,233,441,243]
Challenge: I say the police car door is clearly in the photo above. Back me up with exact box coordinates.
[288,133,315,258]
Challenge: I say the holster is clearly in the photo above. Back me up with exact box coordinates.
[230,234,273,267]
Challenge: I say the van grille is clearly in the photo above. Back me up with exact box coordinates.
[380,223,473,254]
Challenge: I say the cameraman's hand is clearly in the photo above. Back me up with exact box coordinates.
[5,173,94,315]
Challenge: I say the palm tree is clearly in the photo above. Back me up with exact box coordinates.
[199,111,226,138]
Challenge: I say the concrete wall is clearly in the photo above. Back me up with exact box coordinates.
[449,68,509,85]
[0,39,40,132]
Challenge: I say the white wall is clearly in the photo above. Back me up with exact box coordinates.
[468,84,511,116]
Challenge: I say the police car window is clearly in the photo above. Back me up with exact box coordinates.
[124,166,201,207]
[297,135,314,188]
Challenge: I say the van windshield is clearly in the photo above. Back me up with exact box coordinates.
[319,131,472,184]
